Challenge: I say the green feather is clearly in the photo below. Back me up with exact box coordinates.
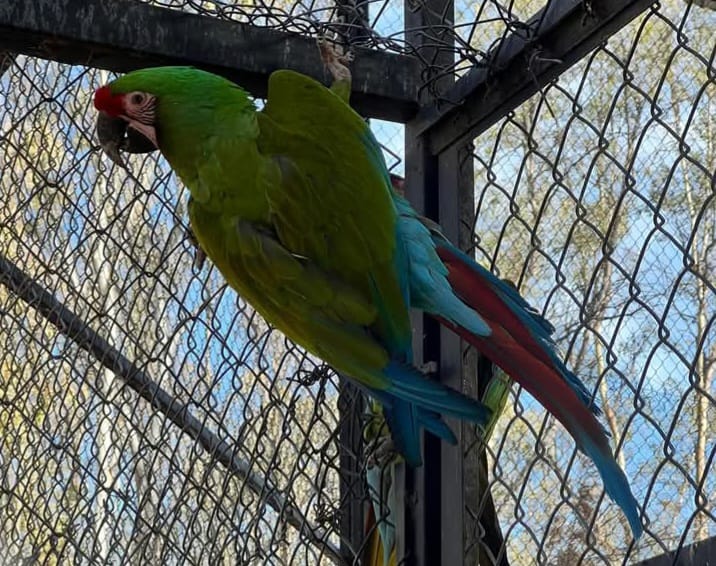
[109,67,414,392]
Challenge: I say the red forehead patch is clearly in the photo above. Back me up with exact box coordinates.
[94,86,124,117]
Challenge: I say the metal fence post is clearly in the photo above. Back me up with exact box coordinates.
[338,380,365,563]
[436,143,471,566]
[405,0,464,563]
[403,132,441,565]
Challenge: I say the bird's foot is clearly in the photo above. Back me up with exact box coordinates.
[317,36,353,85]
[419,361,438,375]
[291,364,332,386]
[366,435,397,469]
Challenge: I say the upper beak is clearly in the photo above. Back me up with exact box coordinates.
[96,111,157,168]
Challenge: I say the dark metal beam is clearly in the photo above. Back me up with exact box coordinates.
[635,535,716,566]
[338,380,365,563]
[0,0,420,121]
[436,142,470,566]
[0,50,15,77]
[405,0,465,563]
[414,0,654,155]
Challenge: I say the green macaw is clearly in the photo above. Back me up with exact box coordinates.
[94,49,642,539]
[94,61,492,465]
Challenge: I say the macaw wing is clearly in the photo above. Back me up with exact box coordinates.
[256,69,412,356]
[188,199,390,390]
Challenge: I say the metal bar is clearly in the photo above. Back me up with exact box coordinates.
[0,0,419,121]
[414,0,654,155]
[405,0,460,562]
[450,138,509,565]
[437,141,468,566]
[338,380,365,563]
[635,535,716,566]
[402,132,436,566]
[457,145,508,565]
[403,0,432,554]
[0,252,346,566]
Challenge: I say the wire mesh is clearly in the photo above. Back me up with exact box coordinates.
[0,59,368,564]
[136,0,405,51]
[466,1,716,564]
[1,0,714,565]
[134,0,559,98]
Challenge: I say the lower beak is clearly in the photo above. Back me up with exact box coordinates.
[96,111,157,168]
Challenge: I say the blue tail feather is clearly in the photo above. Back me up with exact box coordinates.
[385,360,490,425]
[383,397,458,466]
[581,437,643,537]
[370,361,489,467]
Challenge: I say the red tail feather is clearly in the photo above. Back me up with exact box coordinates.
[436,246,556,370]
[434,245,607,446]
[431,240,642,537]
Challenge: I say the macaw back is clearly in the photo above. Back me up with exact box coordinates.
[179,70,404,381]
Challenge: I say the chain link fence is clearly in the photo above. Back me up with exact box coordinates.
[467,1,715,564]
[0,59,356,564]
[0,0,714,565]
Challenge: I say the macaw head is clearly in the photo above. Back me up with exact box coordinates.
[93,66,249,167]
[94,87,157,167]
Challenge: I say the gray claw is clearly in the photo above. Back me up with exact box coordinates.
[367,436,397,469]
[420,361,438,374]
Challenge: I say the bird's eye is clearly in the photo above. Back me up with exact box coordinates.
[131,93,144,105]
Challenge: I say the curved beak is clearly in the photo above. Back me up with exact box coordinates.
[96,111,157,168]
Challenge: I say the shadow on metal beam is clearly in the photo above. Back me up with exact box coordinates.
[413,0,654,155]
[635,535,716,566]
[0,0,419,121]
